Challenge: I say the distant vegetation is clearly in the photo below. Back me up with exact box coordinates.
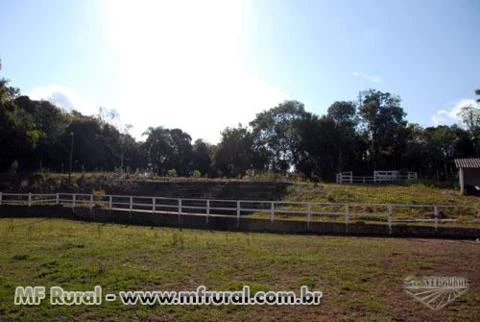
[1,70,480,182]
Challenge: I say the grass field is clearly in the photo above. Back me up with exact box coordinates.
[286,182,480,206]
[247,183,480,226]
[1,218,479,321]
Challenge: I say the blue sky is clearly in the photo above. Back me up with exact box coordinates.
[0,0,478,143]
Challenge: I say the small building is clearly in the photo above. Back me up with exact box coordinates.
[454,158,480,195]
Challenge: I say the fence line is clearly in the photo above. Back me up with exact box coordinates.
[336,171,418,184]
[0,192,479,231]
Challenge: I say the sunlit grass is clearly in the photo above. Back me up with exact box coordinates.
[0,218,479,321]
[286,182,480,206]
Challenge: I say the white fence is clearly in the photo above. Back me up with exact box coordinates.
[1,192,479,231]
[336,171,418,184]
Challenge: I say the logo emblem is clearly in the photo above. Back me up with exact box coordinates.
[404,276,469,310]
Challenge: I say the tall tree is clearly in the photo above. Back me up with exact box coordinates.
[168,128,193,176]
[294,114,336,179]
[250,100,309,173]
[458,105,480,154]
[326,101,359,172]
[143,127,173,175]
[358,89,407,170]
[214,125,253,177]
[143,127,193,176]
[192,139,212,176]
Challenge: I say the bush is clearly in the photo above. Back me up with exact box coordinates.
[9,160,18,174]
[192,170,202,178]
[167,169,178,177]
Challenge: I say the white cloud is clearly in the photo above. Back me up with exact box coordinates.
[29,84,99,115]
[431,99,478,126]
[352,71,382,83]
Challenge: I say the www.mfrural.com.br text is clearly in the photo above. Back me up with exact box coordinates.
[14,285,323,306]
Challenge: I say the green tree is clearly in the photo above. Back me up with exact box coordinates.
[458,105,480,154]
[214,125,254,177]
[250,100,309,173]
[0,87,40,171]
[0,78,19,104]
[294,114,335,179]
[358,89,408,170]
[143,127,193,176]
[168,128,193,176]
[143,127,173,175]
[192,139,212,177]
[326,101,360,172]
[14,96,68,171]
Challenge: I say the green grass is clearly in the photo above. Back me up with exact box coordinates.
[246,183,480,226]
[1,218,479,321]
[286,182,480,206]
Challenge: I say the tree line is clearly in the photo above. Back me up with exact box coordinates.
[1,76,479,181]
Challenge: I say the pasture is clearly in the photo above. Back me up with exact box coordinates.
[0,218,479,321]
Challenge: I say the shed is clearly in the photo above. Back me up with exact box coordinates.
[454,158,480,195]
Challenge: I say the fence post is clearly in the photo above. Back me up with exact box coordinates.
[72,194,76,209]
[206,200,210,223]
[56,193,60,205]
[307,203,312,230]
[270,201,275,223]
[109,195,112,210]
[129,196,133,212]
[28,192,32,207]
[237,201,241,228]
[387,205,393,234]
[152,197,155,214]
[345,204,349,229]
[89,194,94,210]
[434,206,439,231]
[178,199,182,213]
[0,192,3,206]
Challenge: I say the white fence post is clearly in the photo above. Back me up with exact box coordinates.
[72,194,76,209]
[206,200,210,223]
[434,206,439,231]
[129,196,133,213]
[56,193,60,205]
[28,192,32,207]
[109,195,112,210]
[237,201,241,228]
[0,192,3,206]
[388,205,393,234]
[307,203,312,230]
[152,197,155,214]
[89,194,94,210]
[345,204,350,226]
[270,202,275,223]
[178,199,182,213]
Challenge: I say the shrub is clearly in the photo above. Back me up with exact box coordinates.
[192,170,202,178]
[9,160,18,174]
[168,169,178,177]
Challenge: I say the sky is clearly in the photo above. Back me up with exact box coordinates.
[0,0,478,143]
